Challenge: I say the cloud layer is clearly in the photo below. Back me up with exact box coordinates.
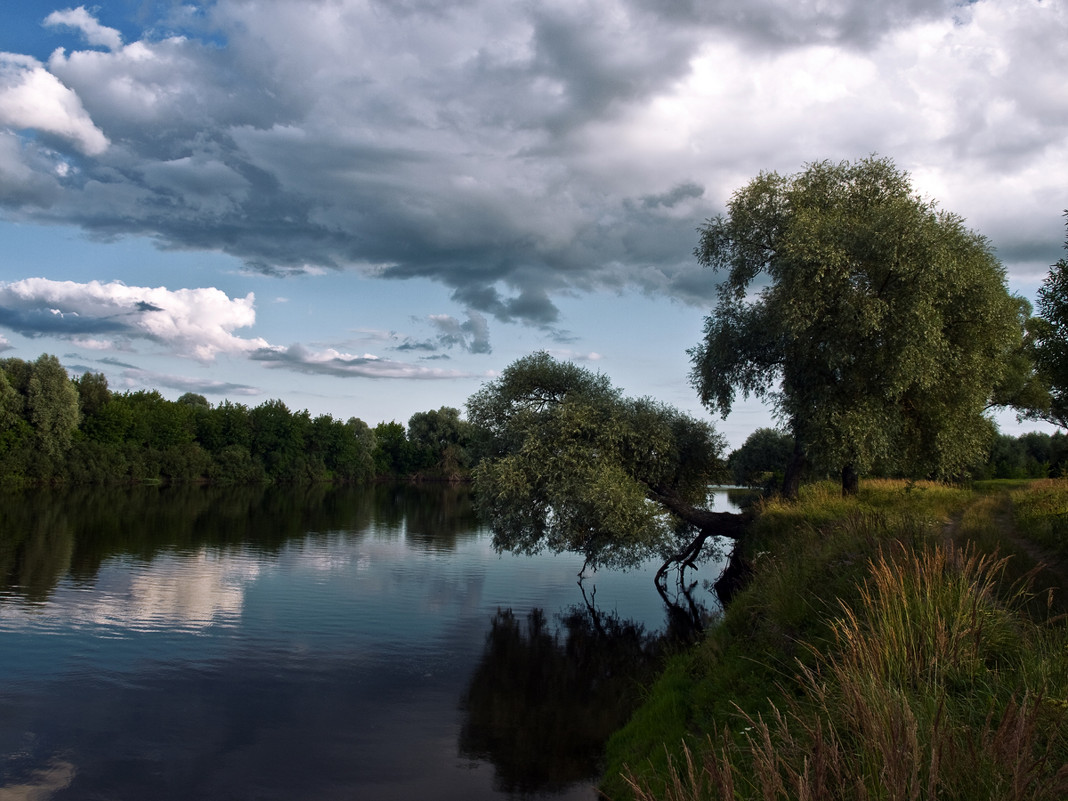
[0,278,267,359]
[0,0,1065,331]
[0,277,488,385]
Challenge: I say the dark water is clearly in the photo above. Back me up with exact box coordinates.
[0,484,736,800]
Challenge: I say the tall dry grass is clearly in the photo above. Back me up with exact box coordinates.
[621,540,1068,801]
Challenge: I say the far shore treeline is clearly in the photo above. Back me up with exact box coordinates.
[0,350,1061,490]
[0,353,474,487]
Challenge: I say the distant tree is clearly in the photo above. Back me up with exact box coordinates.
[75,372,111,418]
[467,353,741,579]
[81,395,133,446]
[407,406,473,479]
[177,392,210,409]
[120,390,196,450]
[728,428,795,488]
[0,369,30,455]
[332,416,376,481]
[690,157,1020,497]
[27,354,80,458]
[215,400,253,451]
[372,421,414,477]
[249,399,308,480]
[1032,212,1068,428]
[0,357,32,398]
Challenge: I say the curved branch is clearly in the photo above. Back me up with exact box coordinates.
[647,487,748,540]
[648,486,751,597]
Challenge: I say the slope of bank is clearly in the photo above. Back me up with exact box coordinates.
[602,479,1068,800]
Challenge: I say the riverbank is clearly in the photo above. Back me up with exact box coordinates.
[602,479,1068,800]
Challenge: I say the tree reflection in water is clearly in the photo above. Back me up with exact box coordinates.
[459,603,670,795]
[0,483,481,603]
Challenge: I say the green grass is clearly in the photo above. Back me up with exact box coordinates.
[602,480,1068,801]
[1011,479,1068,558]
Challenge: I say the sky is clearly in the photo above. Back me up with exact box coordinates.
[0,0,1065,450]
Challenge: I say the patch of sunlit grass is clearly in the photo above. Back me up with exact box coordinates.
[1013,479,1068,557]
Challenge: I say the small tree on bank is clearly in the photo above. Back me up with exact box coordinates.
[467,353,744,585]
[690,156,1022,497]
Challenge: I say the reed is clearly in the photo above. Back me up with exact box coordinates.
[613,484,1068,801]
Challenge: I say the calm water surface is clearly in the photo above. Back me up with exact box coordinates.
[0,484,738,800]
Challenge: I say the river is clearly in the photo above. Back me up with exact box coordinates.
[0,483,741,800]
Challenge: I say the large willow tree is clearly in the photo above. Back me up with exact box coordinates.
[690,156,1021,496]
[467,353,743,580]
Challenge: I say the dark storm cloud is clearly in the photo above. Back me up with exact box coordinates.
[393,339,439,353]
[0,0,1065,332]
[652,0,963,48]
[0,305,129,338]
[98,356,141,369]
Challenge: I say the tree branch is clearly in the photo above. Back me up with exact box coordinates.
[646,486,748,540]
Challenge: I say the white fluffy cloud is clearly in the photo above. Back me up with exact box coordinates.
[0,53,108,155]
[0,278,268,360]
[44,6,123,52]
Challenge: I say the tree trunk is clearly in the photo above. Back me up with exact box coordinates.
[842,463,859,496]
[781,441,806,501]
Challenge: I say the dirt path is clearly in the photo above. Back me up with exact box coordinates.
[952,490,1068,616]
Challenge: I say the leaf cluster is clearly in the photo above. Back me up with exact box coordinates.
[690,156,1020,480]
[1031,212,1068,427]
[467,352,726,570]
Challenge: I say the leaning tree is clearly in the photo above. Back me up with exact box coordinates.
[467,352,745,594]
[690,156,1023,497]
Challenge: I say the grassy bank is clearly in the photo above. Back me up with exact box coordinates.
[602,479,1068,800]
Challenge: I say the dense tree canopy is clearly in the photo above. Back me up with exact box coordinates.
[27,354,80,458]
[728,428,795,488]
[1033,213,1068,428]
[407,406,473,479]
[690,156,1021,495]
[0,354,452,486]
[467,352,740,576]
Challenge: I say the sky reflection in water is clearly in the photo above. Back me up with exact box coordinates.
[0,484,738,800]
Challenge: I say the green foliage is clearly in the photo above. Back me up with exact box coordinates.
[372,421,414,477]
[250,399,305,479]
[74,372,110,417]
[176,392,209,408]
[727,428,794,487]
[407,406,473,479]
[27,354,80,459]
[975,431,1068,480]
[0,352,387,486]
[989,297,1052,417]
[690,156,1021,487]
[0,369,30,453]
[1032,212,1068,427]
[1011,479,1068,559]
[467,352,726,571]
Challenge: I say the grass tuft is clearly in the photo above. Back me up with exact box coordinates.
[607,480,1068,801]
